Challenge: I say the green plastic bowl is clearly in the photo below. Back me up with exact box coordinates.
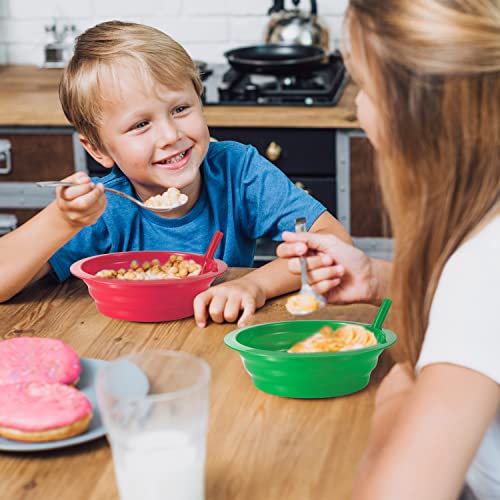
[224,320,397,398]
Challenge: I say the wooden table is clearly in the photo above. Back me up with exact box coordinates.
[0,269,392,500]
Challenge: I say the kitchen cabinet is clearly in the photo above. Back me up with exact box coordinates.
[210,126,391,262]
[211,126,389,235]
[0,127,79,225]
[210,126,337,263]
[0,126,391,259]
[336,129,392,260]
[346,133,391,237]
[209,127,336,214]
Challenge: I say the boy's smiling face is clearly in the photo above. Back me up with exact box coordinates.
[82,63,210,211]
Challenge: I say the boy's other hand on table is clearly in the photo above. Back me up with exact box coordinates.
[193,277,266,328]
[56,172,107,229]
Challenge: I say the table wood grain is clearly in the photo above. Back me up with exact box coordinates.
[0,268,393,500]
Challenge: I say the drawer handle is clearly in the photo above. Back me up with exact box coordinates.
[0,139,12,175]
[295,181,312,195]
[265,141,282,162]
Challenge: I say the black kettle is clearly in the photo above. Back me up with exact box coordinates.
[264,0,330,52]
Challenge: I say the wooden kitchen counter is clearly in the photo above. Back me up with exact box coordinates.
[0,65,359,129]
[0,268,393,500]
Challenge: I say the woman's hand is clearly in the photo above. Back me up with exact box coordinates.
[277,231,384,305]
[193,276,266,328]
[55,172,107,228]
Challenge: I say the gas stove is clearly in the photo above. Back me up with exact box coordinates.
[200,53,347,107]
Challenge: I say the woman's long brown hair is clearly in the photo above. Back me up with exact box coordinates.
[345,0,500,366]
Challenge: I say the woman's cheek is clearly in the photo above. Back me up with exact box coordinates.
[356,94,380,149]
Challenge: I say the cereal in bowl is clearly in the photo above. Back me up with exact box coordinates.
[95,255,202,280]
[288,324,377,353]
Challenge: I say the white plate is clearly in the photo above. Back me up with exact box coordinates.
[0,357,107,452]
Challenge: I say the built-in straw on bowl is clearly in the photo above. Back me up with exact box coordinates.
[200,231,223,274]
[371,298,392,330]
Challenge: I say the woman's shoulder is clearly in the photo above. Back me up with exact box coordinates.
[436,213,499,310]
[418,214,500,379]
[444,214,500,279]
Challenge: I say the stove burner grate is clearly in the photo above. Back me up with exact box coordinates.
[215,53,347,106]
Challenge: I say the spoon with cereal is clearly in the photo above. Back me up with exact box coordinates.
[37,182,188,214]
[285,217,327,316]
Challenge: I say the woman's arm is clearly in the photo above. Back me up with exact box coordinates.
[354,362,500,500]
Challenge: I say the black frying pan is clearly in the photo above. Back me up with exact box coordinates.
[224,44,328,75]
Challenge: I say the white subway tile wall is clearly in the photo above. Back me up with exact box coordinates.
[0,0,348,65]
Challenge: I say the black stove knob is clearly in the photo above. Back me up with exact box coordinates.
[244,83,259,101]
[218,82,231,101]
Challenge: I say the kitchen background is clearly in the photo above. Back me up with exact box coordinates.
[0,0,347,65]
[0,0,392,262]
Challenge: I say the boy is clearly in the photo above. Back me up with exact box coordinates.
[0,21,350,326]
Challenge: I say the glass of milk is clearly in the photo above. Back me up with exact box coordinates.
[96,351,211,500]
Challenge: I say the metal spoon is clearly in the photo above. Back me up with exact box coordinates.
[286,217,326,316]
[36,181,187,214]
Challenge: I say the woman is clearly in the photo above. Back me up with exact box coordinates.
[277,1,500,498]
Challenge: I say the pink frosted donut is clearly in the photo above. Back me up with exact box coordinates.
[0,337,81,386]
[0,382,92,442]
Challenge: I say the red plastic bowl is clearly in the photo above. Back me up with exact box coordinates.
[70,251,228,322]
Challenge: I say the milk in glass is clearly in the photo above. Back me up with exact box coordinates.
[113,430,205,500]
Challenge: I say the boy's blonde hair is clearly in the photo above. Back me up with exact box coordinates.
[59,21,203,150]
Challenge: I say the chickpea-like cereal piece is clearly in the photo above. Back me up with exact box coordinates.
[95,269,115,278]
[95,255,202,280]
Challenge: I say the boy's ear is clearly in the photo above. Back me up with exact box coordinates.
[79,135,115,169]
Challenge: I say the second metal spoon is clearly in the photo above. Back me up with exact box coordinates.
[288,217,327,315]
[36,181,187,214]
[295,217,327,303]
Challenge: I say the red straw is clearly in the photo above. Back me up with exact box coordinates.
[201,231,224,274]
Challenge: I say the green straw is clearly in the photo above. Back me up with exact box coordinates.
[371,298,392,330]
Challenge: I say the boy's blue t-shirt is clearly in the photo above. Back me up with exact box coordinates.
[50,141,327,282]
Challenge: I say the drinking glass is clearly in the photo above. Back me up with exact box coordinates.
[96,351,211,500]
